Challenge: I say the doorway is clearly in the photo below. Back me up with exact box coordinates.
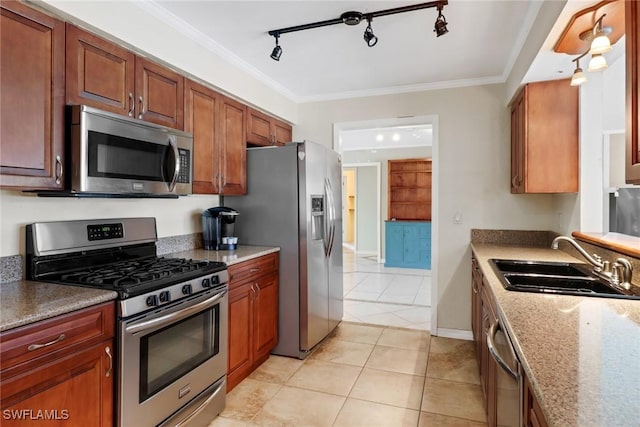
[342,168,356,250]
[334,115,438,332]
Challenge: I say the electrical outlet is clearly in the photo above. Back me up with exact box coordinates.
[453,211,463,224]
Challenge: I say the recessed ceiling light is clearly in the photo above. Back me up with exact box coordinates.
[376,134,384,142]
[392,133,400,141]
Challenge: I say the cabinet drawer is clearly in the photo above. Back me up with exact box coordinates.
[0,302,115,371]
[228,253,278,286]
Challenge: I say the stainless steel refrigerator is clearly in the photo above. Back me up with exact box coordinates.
[227,141,343,358]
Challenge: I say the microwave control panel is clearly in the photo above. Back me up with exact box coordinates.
[87,223,124,241]
[177,149,191,184]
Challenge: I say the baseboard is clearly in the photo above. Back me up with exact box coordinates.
[435,328,473,341]
[356,250,377,256]
[342,243,355,250]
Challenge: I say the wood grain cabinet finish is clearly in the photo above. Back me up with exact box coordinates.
[226,253,279,391]
[388,159,432,221]
[524,375,549,427]
[471,255,483,365]
[0,2,65,190]
[218,96,247,195]
[247,107,292,147]
[510,79,579,193]
[626,0,640,184]
[0,302,115,427]
[67,25,183,129]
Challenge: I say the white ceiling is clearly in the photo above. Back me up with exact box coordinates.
[340,125,432,151]
[143,0,625,103]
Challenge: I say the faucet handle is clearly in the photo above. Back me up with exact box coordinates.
[592,254,603,272]
[601,260,611,273]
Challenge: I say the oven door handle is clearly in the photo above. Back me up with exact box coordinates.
[125,290,227,334]
[487,318,519,380]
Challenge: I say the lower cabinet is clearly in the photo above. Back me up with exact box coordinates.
[384,221,431,269]
[0,302,115,427]
[471,254,548,427]
[227,252,279,391]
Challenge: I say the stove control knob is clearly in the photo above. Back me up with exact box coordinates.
[146,295,159,307]
[159,291,170,303]
[182,284,193,295]
[202,278,211,288]
[210,275,220,285]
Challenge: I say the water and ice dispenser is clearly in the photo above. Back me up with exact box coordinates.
[310,195,325,241]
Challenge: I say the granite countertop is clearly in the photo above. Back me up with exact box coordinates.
[471,243,640,427]
[166,245,280,266]
[0,281,117,332]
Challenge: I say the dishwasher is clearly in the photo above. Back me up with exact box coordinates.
[487,316,522,427]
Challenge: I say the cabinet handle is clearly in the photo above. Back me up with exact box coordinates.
[250,283,257,300]
[55,155,63,185]
[105,346,113,377]
[250,268,260,273]
[27,333,65,351]
[128,93,134,117]
[138,95,145,119]
[254,282,261,297]
[511,175,518,189]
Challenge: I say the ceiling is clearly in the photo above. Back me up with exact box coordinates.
[340,125,432,151]
[143,0,625,103]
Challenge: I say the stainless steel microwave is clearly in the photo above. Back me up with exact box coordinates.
[68,105,193,196]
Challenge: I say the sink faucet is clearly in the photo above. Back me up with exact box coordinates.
[551,236,634,289]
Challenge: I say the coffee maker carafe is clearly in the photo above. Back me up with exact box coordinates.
[202,207,239,250]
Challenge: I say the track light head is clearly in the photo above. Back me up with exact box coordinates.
[363,18,378,47]
[434,7,448,37]
[270,34,282,61]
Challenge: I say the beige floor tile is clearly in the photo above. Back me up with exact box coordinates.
[418,411,488,426]
[426,337,480,385]
[421,378,486,423]
[330,321,384,344]
[251,386,345,427]
[220,378,281,422]
[309,338,374,366]
[349,368,424,410]
[249,355,304,384]
[365,345,429,376]
[208,416,251,426]
[376,327,431,351]
[287,359,362,396]
[333,398,420,427]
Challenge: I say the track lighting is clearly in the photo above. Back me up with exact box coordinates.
[267,1,448,61]
[588,14,612,55]
[434,5,448,37]
[363,18,378,47]
[570,56,587,86]
[270,33,282,61]
[587,53,608,72]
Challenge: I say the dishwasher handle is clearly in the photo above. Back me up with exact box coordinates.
[487,319,520,380]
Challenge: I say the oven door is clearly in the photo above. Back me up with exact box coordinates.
[118,287,228,427]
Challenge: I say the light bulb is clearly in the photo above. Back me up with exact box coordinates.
[588,54,608,72]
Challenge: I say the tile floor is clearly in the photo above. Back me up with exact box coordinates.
[342,249,431,331]
[209,323,486,427]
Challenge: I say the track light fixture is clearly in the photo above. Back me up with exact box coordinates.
[267,1,448,61]
[588,14,612,55]
[434,4,448,37]
[363,17,378,47]
[570,52,588,86]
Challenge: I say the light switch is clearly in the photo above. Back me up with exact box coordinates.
[453,211,463,224]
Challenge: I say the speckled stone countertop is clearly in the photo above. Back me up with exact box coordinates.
[471,243,640,427]
[0,281,117,332]
[166,245,280,266]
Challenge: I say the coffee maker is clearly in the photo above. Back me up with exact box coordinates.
[202,207,239,250]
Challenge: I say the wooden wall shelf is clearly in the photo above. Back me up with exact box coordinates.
[388,158,432,221]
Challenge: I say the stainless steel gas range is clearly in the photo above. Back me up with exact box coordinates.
[26,217,227,427]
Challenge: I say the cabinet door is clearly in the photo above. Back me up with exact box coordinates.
[66,24,135,116]
[510,89,525,193]
[403,225,421,264]
[626,0,640,184]
[246,107,274,146]
[135,57,184,129]
[471,256,483,365]
[253,272,279,362]
[0,2,65,189]
[384,223,404,266]
[218,96,247,195]
[185,79,220,194]
[0,340,114,427]
[524,375,549,427]
[227,282,253,392]
[273,119,292,146]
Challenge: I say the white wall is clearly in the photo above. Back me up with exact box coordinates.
[295,85,559,331]
[355,167,377,254]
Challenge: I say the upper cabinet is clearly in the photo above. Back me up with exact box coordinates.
[66,24,184,130]
[0,2,65,190]
[626,0,640,184]
[247,107,292,147]
[388,158,432,221]
[218,96,247,195]
[510,79,579,193]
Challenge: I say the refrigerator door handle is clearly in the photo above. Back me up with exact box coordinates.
[326,178,336,258]
[323,179,331,257]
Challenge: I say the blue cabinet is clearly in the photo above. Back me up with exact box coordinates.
[384,221,431,269]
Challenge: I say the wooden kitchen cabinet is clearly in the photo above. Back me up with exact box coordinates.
[247,107,292,147]
[0,302,115,426]
[524,375,549,427]
[626,0,640,184]
[218,95,247,195]
[0,2,65,190]
[510,79,579,193]
[227,252,279,391]
[388,158,432,221]
[471,255,483,364]
[67,24,184,129]
[384,221,431,269]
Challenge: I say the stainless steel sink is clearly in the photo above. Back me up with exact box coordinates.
[489,259,640,300]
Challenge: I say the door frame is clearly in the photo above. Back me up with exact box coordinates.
[343,162,381,263]
[333,115,439,332]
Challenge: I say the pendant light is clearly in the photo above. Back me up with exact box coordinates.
[589,14,612,55]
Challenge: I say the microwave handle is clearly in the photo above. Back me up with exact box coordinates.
[168,136,180,192]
